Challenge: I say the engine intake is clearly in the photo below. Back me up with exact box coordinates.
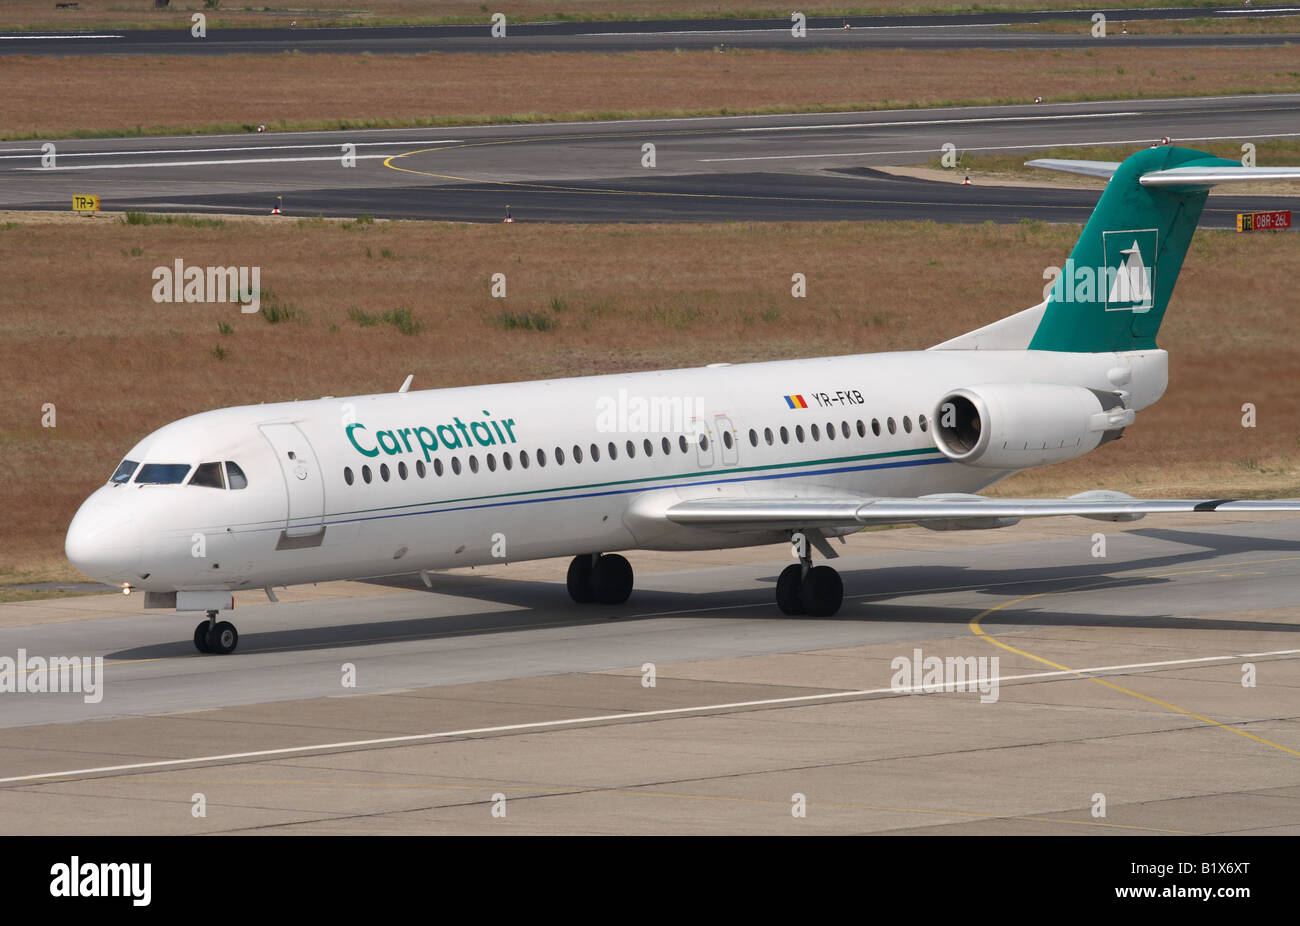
[933,383,1133,469]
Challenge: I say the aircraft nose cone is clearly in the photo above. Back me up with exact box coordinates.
[65,488,142,584]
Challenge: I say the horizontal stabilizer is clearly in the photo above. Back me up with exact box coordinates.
[1024,158,1121,180]
[1140,165,1300,189]
[1025,156,1300,189]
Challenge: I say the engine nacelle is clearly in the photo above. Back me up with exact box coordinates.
[932,383,1133,469]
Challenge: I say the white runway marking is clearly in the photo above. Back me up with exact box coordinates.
[0,140,463,162]
[738,112,1144,132]
[0,34,122,40]
[19,154,401,171]
[3,648,1296,785]
[566,24,1014,37]
[699,131,1300,162]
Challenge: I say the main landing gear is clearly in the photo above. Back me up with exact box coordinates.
[566,553,634,605]
[193,610,239,655]
[775,539,844,618]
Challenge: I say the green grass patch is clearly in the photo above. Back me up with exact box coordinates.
[348,306,423,334]
[487,310,558,332]
[121,211,225,228]
[258,288,299,324]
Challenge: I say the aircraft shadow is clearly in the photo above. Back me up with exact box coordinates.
[107,526,1300,658]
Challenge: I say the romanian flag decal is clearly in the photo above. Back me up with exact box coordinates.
[783,394,808,409]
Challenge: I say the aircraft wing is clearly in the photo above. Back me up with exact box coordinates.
[663,491,1300,532]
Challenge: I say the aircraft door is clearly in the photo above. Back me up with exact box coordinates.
[259,423,326,539]
[715,415,739,465]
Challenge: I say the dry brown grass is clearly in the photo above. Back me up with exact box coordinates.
[1011,15,1300,35]
[5,46,1300,139]
[0,1,1224,30]
[1,213,1297,580]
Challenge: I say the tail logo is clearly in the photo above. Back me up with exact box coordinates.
[1102,228,1157,314]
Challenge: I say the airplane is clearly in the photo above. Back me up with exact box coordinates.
[65,145,1300,654]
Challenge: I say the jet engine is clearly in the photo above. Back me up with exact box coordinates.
[932,383,1133,469]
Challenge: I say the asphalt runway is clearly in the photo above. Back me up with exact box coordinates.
[1,514,1298,834]
[7,95,1300,224]
[5,7,1300,56]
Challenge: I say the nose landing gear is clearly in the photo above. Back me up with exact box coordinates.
[194,610,239,655]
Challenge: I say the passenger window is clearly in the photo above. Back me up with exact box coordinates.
[189,461,225,489]
[608,442,618,461]
[699,434,709,451]
[362,465,373,484]
[520,451,530,469]
[344,467,355,486]
[469,455,479,473]
[661,437,671,454]
[779,426,789,444]
[554,447,565,465]
[573,445,584,463]
[809,424,819,441]
[825,422,835,440]
[591,443,601,462]
[503,453,512,471]
[451,457,462,475]
[110,459,139,485]
[487,453,497,472]
[794,426,804,443]
[380,463,391,481]
[225,461,248,489]
[749,429,758,447]
[903,416,912,434]
[434,459,444,476]
[722,431,734,449]
[399,461,409,479]
[887,417,897,435]
[644,438,653,457]
[537,449,547,467]
[764,428,774,446]
[626,440,635,459]
[871,419,881,436]
[416,460,427,477]
[919,414,929,433]
[841,421,850,438]
[678,435,688,453]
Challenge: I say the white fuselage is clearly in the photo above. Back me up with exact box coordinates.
[65,347,1167,595]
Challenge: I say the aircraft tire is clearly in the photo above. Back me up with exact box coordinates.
[591,553,633,605]
[776,564,805,616]
[567,555,597,603]
[800,565,843,618]
[206,620,239,655]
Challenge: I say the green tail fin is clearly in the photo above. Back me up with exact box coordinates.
[1028,146,1240,353]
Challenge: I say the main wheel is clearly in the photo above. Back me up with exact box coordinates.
[193,620,212,653]
[776,564,805,616]
[591,553,633,605]
[800,565,843,618]
[206,620,239,655]
[566,554,596,603]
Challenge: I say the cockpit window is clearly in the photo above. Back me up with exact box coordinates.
[189,462,225,489]
[225,461,248,490]
[110,459,139,484]
[134,463,192,485]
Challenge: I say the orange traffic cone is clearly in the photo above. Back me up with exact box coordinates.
[270,195,282,215]
[502,204,514,224]
[961,174,971,185]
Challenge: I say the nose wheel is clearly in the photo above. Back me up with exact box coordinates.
[194,611,239,655]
